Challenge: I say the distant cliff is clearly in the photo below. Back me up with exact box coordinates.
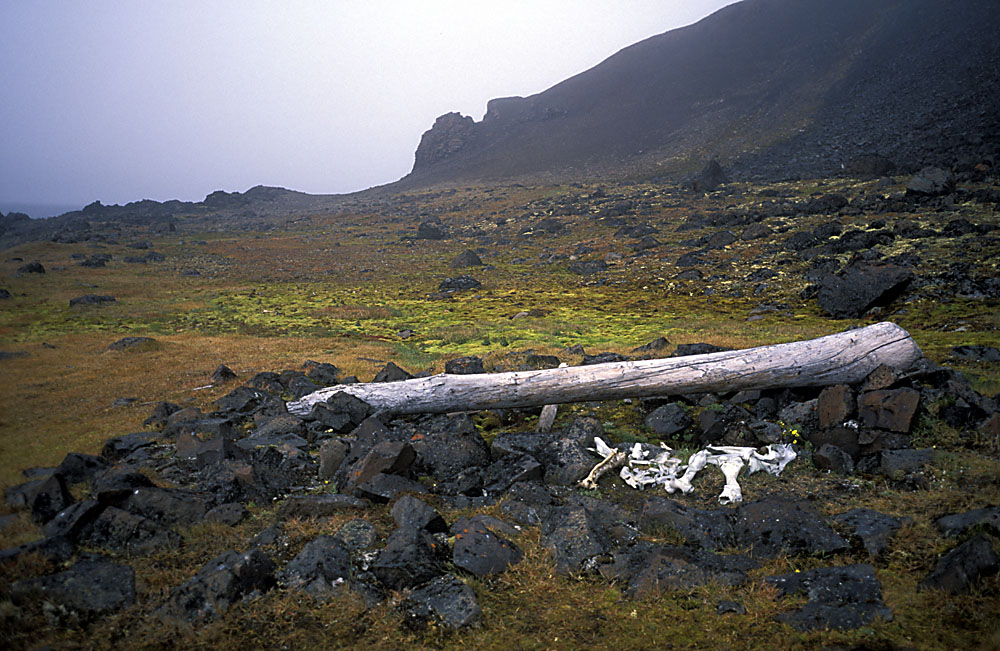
[404,0,1000,186]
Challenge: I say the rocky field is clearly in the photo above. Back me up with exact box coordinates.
[1,166,999,649]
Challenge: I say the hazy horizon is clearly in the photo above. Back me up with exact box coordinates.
[1,1,740,208]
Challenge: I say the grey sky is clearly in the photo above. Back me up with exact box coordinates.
[1,1,740,208]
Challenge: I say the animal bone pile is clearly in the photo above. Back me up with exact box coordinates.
[581,438,797,504]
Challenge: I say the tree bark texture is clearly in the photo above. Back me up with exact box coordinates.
[287,322,923,417]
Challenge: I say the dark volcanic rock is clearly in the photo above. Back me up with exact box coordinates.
[817,262,913,318]
[445,355,485,374]
[120,486,208,526]
[30,473,73,524]
[685,159,728,192]
[416,220,447,240]
[143,400,182,429]
[334,519,378,551]
[935,506,1000,538]
[215,385,270,414]
[307,392,371,434]
[538,437,593,486]
[816,385,855,429]
[391,413,490,484]
[451,515,523,577]
[157,549,276,626]
[354,472,428,502]
[733,495,848,559]
[919,535,998,594]
[857,388,920,433]
[632,336,670,354]
[69,294,116,307]
[542,503,614,573]
[101,432,161,462]
[56,452,110,484]
[106,336,158,351]
[278,534,352,598]
[644,403,691,436]
[0,535,76,565]
[42,500,103,540]
[277,494,367,518]
[767,564,893,631]
[17,260,45,274]
[568,259,607,275]
[813,444,855,475]
[803,193,849,215]
[449,249,483,268]
[211,364,238,383]
[204,502,249,526]
[862,448,934,479]
[582,351,628,365]
[906,166,955,196]
[671,342,733,357]
[605,542,756,598]
[12,554,136,619]
[640,496,733,550]
[403,575,483,631]
[390,495,448,533]
[373,361,413,382]
[483,453,544,495]
[371,527,444,590]
[831,508,909,556]
[951,345,1000,363]
[342,440,415,493]
[439,275,482,292]
[82,506,181,554]
[318,438,350,480]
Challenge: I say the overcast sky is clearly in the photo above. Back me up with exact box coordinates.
[1,1,740,210]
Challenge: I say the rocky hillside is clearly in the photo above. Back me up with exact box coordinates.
[402,0,1000,187]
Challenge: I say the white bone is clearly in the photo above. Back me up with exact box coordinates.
[712,456,745,505]
[579,449,627,490]
[668,450,708,494]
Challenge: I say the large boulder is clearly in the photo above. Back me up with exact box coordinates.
[12,553,136,620]
[278,534,352,598]
[767,564,893,631]
[919,535,998,594]
[906,166,955,196]
[685,159,728,192]
[733,495,848,559]
[157,549,276,626]
[402,575,482,630]
[817,262,913,318]
[449,249,483,268]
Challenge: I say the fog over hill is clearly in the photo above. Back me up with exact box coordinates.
[401,0,1000,187]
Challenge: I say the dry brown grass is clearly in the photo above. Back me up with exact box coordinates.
[0,331,413,488]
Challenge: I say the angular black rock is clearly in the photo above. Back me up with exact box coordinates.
[935,506,1000,538]
[278,534,352,598]
[390,495,448,533]
[371,527,444,590]
[767,564,893,631]
[403,575,483,630]
[919,535,999,594]
[12,553,136,619]
[451,516,523,577]
[604,542,756,598]
[733,495,849,559]
[831,508,909,556]
[157,549,276,626]
[640,496,733,550]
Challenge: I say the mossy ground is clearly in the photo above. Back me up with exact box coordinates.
[1,176,998,648]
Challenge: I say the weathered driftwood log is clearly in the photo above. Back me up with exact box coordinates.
[287,321,922,417]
